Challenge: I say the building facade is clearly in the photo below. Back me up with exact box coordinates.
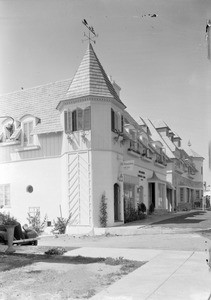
[0,44,203,233]
[140,118,204,211]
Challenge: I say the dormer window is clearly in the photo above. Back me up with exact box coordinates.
[23,121,34,145]
[0,118,19,143]
[20,115,38,147]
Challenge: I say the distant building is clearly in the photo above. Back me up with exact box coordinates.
[139,118,204,211]
[0,44,204,233]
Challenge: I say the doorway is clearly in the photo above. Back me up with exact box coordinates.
[148,183,155,207]
[114,183,120,221]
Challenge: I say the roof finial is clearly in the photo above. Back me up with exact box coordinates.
[82,19,98,44]
[188,140,191,147]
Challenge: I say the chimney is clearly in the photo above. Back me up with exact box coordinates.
[109,76,121,97]
[173,136,181,148]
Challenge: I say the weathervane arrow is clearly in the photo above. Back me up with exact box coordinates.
[82,19,98,44]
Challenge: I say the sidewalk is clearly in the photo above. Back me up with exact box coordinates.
[64,247,211,300]
[94,210,204,236]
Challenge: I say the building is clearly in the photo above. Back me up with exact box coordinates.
[140,118,204,211]
[0,44,203,233]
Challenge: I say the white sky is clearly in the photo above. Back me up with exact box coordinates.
[0,0,211,184]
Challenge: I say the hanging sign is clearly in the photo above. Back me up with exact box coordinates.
[122,160,134,171]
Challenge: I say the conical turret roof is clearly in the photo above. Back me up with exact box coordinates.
[62,43,126,107]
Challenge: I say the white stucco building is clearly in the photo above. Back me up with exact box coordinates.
[0,43,204,233]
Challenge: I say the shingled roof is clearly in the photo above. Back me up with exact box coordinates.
[59,43,126,107]
[0,43,125,134]
[0,79,71,134]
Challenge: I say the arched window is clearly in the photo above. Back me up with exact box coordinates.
[20,115,37,146]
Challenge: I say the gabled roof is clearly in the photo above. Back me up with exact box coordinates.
[141,118,175,159]
[59,43,126,108]
[151,119,170,130]
[0,79,71,134]
[185,147,204,159]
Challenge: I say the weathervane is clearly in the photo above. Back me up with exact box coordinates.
[82,19,98,44]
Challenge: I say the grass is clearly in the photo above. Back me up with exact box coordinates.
[0,251,145,272]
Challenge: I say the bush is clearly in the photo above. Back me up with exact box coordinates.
[138,203,146,213]
[53,213,72,234]
[149,203,155,214]
[124,206,138,223]
[99,193,108,227]
[45,247,67,255]
[0,212,17,225]
[27,211,47,234]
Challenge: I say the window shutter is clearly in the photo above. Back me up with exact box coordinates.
[84,106,91,130]
[111,108,115,131]
[121,115,124,132]
[77,108,83,130]
[72,110,77,132]
[64,111,68,133]
[67,110,72,132]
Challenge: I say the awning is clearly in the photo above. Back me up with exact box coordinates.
[166,181,175,190]
[147,171,165,183]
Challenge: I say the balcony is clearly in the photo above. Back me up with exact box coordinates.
[154,159,166,168]
[127,148,140,158]
[141,153,152,162]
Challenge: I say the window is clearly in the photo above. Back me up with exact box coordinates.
[64,107,91,133]
[0,184,10,207]
[196,190,200,199]
[23,121,34,145]
[28,207,40,218]
[111,108,122,132]
[84,107,91,130]
[180,188,184,202]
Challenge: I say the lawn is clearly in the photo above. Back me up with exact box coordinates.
[0,249,146,299]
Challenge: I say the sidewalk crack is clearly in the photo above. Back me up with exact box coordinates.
[145,251,195,299]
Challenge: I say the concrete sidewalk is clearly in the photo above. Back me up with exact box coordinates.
[64,247,211,300]
[93,210,205,236]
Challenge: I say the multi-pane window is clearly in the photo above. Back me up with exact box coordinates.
[64,107,91,133]
[0,184,10,207]
[23,121,34,145]
[28,207,40,217]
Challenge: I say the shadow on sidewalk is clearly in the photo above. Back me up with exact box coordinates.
[151,211,206,225]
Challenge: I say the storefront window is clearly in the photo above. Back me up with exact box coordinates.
[158,183,165,208]
[124,183,135,209]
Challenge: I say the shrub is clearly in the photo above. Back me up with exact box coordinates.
[99,193,108,227]
[45,247,67,255]
[149,203,155,214]
[124,205,138,223]
[53,213,72,234]
[138,203,146,213]
[27,211,47,234]
[0,212,17,225]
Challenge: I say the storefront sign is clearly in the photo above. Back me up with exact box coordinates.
[122,160,134,171]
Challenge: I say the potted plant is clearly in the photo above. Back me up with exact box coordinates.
[0,213,17,253]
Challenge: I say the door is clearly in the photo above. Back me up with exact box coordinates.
[149,183,155,207]
[114,183,120,221]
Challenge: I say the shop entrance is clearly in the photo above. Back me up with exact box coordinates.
[114,183,120,221]
[148,182,155,207]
